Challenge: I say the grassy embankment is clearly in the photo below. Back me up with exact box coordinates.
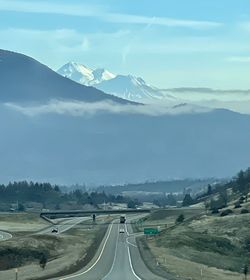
[138,205,250,280]
[0,213,110,280]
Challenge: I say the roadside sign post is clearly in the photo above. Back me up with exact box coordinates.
[15,268,18,280]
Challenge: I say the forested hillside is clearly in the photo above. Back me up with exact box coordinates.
[0,181,132,211]
[193,167,250,212]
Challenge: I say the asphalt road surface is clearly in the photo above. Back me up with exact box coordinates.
[37,216,92,235]
[0,230,12,241]
[55,216,164,280]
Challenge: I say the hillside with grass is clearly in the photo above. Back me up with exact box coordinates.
[0,213,110,280]
[195,167,250,213]
[139,168,250,280]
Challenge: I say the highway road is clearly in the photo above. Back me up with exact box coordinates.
[54,216,165,280]
[37,216,92,235]
[0,230,12,241]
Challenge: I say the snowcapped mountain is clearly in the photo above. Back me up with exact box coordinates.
[1,50,250,184]
[57,62,116,86]
[95,75,175,103]
[0,50,129,104]
[57,63,175,103]
[56,62,250,113]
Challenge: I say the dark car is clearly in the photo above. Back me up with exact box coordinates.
[51,228,58,233]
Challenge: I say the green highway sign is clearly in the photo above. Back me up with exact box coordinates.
[144,228,159,235]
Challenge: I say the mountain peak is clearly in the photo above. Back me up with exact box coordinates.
[57,62,115,86]
[92,68,116,83]
[57,62,176,103]
[0,49,129,104]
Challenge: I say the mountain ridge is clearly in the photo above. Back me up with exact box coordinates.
[1,49,250,184]
[57,61,250,108]
[57,61,176,103]
[0,49,131,104]
[57,61,116,86]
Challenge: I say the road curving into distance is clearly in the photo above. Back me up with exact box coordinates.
[52,215,165,280]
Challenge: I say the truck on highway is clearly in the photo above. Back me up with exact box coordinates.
[120,215,126,223]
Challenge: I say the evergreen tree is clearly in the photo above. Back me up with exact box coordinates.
[182,194,193,206]
[207,184,212,195]
[176,214,185,223]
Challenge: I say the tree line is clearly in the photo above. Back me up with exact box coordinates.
[182,167,250,211]
[0,181,140,210]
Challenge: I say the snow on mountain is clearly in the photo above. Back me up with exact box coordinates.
[0,50,129,104]
[95,74,175,103]
[57,61,250,112]
[57,62,116,86]
[57,63,175,103]
[92,68,116,84]
[2,51,250,184]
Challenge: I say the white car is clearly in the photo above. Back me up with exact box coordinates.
[119,228,125,233]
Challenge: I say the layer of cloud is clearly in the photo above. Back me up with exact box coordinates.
[5,100,211,117]
[0,0,101,17]
[196,100,250,115]
[0,0,222,29]
[103,13,222,29]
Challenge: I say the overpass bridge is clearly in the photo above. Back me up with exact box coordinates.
[40,209,151,219]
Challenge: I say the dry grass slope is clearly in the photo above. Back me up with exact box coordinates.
[145,208,250,280]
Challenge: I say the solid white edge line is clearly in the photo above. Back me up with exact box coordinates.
[60,221,115,280]
[127,245,142,280]
[102,223,120,279]
[126,237,137,248]
[125,219,137,247]
[59,217,89,234]
[125,222,130,236]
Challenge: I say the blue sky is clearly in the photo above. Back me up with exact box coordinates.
[0,0,250,89]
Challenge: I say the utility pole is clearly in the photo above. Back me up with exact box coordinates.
[244,264,248,280]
